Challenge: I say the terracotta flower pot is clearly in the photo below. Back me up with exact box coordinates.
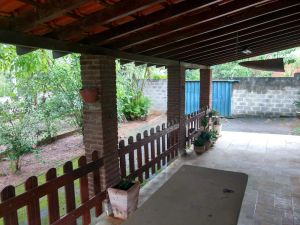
[108,181,140,220]
[213,124,222,135]
[204,141,211,150]
[79,88,98,103]
[194,145,206,154]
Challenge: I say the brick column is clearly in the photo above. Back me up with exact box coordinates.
[167,63,186,154]
[200,68,212,109]
[80,55,120,191]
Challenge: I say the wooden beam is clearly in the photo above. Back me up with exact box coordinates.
[176,25,300,61]
[185,30,300,62]
[4,0,88,31]
[156,13,300,58]
[196,38,300,66]
[109,0,271,50]
[50,0,165,40]
[126,1,300,54]
[0,29,178,66]
[83,0,221,45]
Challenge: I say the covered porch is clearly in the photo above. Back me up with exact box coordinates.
[0,0,300,225]
[97,131,300,225]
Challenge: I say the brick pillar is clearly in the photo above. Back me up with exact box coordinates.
[167,63,186,154]
[80,54,120,191]
[200,68,212,109]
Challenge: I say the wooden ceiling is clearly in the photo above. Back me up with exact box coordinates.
[0,0,300,66]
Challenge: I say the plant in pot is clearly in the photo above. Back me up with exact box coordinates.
[208,130,218,146]
[193,135,206,154]
[107,179,140,220]
[201,117,209,131]
[79,87,98,103]
[213,118,222,135]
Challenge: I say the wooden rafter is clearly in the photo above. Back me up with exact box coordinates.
[173,21,300,61]
[196,37,300,65]
[4,0,89,31]
[83,0,221,45]
[153,12,300,58]
[125,0,300,54]
[49,0,165,40]
[182,29,300,62]
[107,0,271,50]
[200,39,300,65]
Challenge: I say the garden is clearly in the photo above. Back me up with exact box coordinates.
[0,44,168,191]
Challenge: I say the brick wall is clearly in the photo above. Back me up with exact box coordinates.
[80,55,120,192]
[231,75,300,117]
[142,79,167,113]
[167,64,186,152]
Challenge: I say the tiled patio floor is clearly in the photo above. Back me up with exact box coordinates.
[96,131,300,225]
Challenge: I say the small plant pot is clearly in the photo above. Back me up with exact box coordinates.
[204,141,211,150]
[79,88,98,103]
[108,181,140,220]
[194,145,206,154]
[213,124,222,135]
[297,112,300,119]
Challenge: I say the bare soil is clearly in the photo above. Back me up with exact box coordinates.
[0,113,166,191]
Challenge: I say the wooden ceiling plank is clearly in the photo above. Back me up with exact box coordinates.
[195,37,300,65]
[127,1,300,54]
[111,0,271,50]
[176,25,300,61]
[13,0,88,31]
[157,14,300,58]
[200,39,300,65]
[83,0,221,45]
[188,33,300,62]
[51,0,165,40]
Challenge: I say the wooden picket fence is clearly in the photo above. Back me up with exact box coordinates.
[185,108,208,145]
[0,110,206,225]
[118,120,179,183]
[0,151,106,225]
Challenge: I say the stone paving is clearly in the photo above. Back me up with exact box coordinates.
[96,131,300,225]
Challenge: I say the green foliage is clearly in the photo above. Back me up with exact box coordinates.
[194,135,205,147]
[115,179,135,190]
[185,69,200,81]
[0,101,38,172]
[201,117,209,128]
[116,61,151,121]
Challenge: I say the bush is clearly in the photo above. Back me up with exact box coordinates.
[122,95,150,120]
[0,101,38,172]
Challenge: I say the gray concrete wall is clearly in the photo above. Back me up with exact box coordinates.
[143,79,167,113]
[231,75,300,117]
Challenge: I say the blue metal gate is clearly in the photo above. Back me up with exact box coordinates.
[185,81,235,117]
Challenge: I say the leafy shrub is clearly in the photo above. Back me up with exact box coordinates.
[122,95,150,120]
[0,101,38,172]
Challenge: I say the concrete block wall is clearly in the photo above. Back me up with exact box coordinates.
[142,79,167,113]
[231,75,300,117]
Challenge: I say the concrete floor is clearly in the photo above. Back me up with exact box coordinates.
[96,131,300,225]
[222,117,300,135]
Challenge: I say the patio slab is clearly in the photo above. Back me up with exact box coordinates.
[95,131,300,225]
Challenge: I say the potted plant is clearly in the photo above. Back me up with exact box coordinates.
[107,179,140,219]
[201,117,209,131]
[193,135,206,154]
[213,118,222,135]
[79,87,98,103]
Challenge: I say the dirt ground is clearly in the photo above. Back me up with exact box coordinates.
[0,113,166,191]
